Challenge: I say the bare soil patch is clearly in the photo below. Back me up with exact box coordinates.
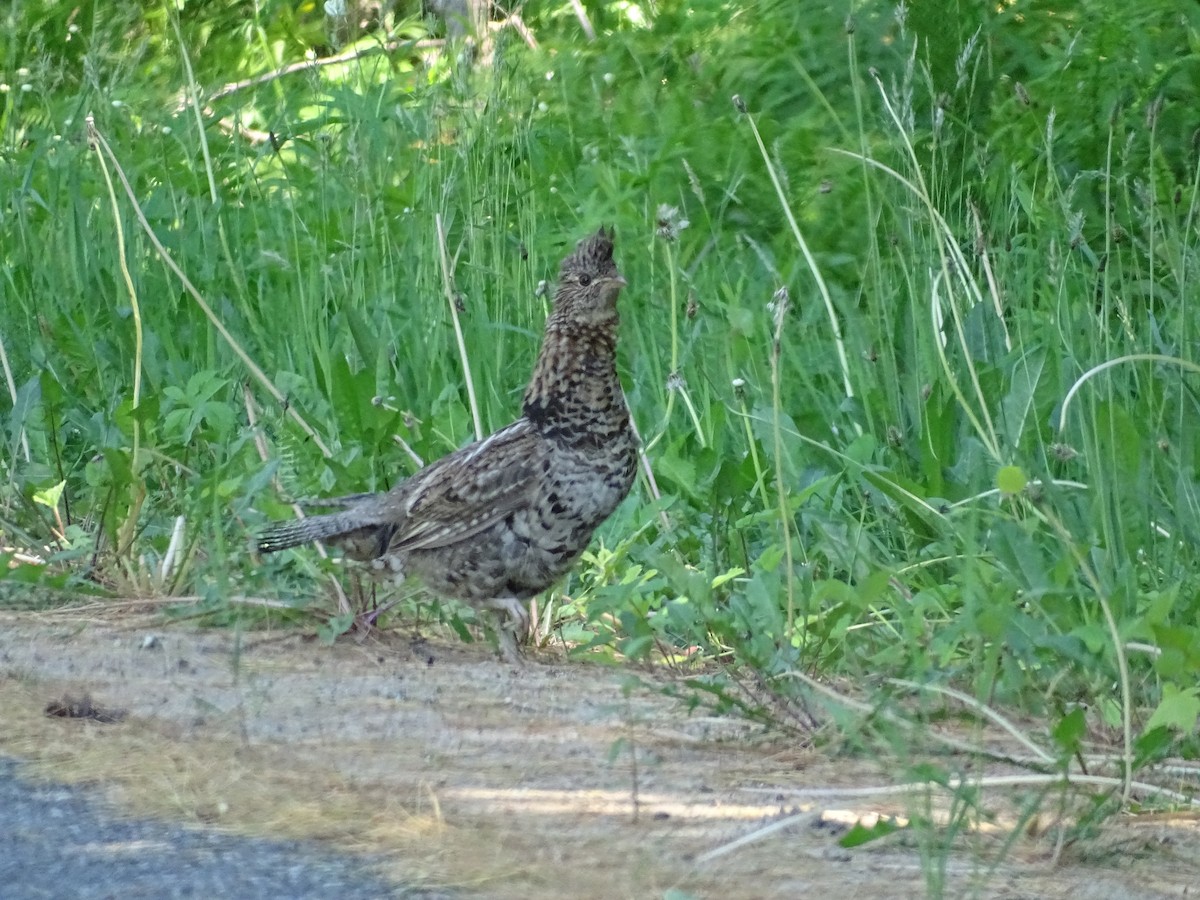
[1,608,1197,898]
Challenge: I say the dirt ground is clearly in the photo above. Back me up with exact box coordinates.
[1,607,1198,899]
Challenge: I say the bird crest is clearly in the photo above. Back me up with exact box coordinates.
[560,226,615,276]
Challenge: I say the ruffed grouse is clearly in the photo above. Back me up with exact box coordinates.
[258,228,637,661]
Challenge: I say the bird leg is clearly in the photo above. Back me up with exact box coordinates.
[355,562,412,635]
[355,597,403,634]
[484,597,529,664]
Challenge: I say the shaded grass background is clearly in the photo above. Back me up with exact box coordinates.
[3,0,1200,852]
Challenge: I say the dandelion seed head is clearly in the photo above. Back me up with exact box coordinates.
[655,204,689,242]
[767,286,790,332]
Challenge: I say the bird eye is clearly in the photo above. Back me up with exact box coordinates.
[578,273,593,287]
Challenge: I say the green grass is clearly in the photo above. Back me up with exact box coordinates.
[3,0,1200,883]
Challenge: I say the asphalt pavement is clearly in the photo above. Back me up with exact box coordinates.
[0,757,449,899]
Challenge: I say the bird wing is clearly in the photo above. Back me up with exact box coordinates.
[386,419,544,552]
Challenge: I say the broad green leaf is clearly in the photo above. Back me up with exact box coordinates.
[1051,707,1087,756]
[33,480,66,509]
[1145,684,1200,734]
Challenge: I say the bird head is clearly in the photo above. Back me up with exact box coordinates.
[553,227,626,323]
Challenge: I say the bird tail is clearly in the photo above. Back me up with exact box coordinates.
[257,510,378,554]
[296,492,377,509]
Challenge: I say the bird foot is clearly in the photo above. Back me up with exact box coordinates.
[495,626,524,665]
[485,597,529,665]
[352,598,402,639]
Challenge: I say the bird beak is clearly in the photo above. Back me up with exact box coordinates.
[609,275,628,288]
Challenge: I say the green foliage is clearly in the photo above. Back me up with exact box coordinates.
[840,815,904,849]
[2,0,1200,862]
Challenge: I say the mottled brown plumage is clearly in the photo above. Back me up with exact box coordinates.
[258,228,637,660]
